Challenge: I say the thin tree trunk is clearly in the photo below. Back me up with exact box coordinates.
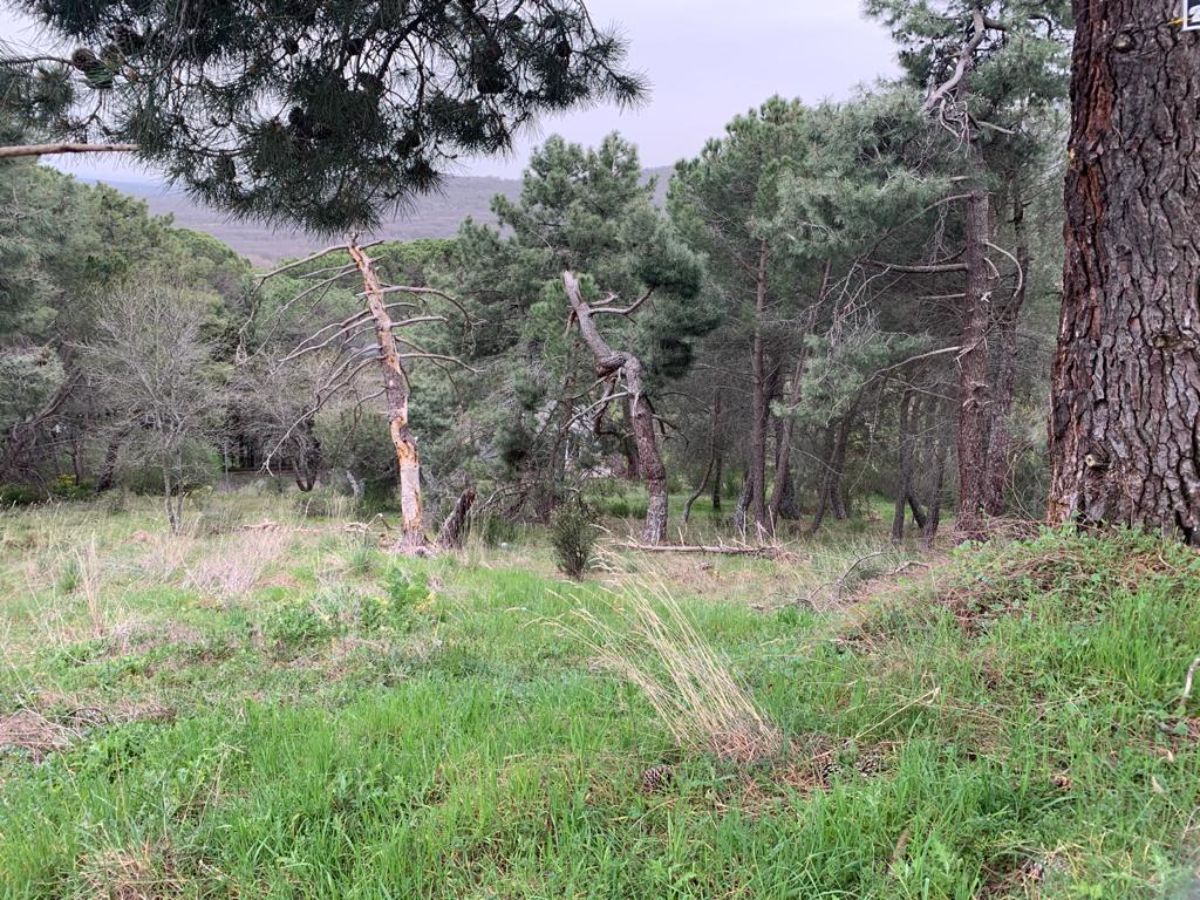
[769,354,805,527]
[1049,0,1200,542]
[811,409,854,532]
[620,395,641,479]
[562,271,669,544]
[955,186,995,541]
[95,431,125,493]
[684,391,721,524]
[892,389,918,544]
[921,401,949,550]
[733,474,751,535]
[711,452,723,512]
[348,238,425,550]
[749,239,770,530]
[984,191,1030,516]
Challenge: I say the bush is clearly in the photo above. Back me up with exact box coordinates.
[294,486,352,519]
[50,474,93,501]
[550,502,599,580]
[480,513,518,548]
[0,484,41,507]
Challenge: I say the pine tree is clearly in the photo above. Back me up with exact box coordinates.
[1049,0,1200,542]
[1,1,643,232]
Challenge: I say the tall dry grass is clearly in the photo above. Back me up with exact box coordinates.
[183,529,290,601]
[565,580,782,764]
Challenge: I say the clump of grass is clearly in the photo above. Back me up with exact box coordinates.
[184,529,289,601]
[569,582,782,763]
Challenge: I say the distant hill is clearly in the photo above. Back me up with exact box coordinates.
[100,166,674,267]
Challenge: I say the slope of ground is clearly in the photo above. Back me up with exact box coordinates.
[1,493,1198,897]
[92,167,673,266]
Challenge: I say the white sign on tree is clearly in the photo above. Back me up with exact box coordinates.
[1186,0,1200,31]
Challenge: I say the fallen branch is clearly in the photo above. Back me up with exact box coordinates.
[616,542,792,559]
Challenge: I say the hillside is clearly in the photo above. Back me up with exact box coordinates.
[102,167,674,266]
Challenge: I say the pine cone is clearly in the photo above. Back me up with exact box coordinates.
[640,764,674,793]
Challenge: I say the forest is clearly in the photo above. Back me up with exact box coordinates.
[1,1,1199,897]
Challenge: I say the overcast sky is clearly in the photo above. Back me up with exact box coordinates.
[3,1,900,185]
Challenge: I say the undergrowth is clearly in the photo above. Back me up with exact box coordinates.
[2,501,1199,898]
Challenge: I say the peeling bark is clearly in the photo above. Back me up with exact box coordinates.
[1049,0,1200,543]
[348,238,426,550]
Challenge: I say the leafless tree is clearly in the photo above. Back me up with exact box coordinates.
[80,284,227,533]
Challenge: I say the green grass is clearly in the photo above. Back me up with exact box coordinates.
[2,495,1200,897]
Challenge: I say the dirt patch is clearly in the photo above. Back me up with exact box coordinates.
[0,709,73,761]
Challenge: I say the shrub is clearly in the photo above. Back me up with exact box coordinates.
[263,592,344,651]
[550,502,598,580]
[480,513,518,548]
[50,474,93,501]
[294,486,351,519]
[0,484,41,507]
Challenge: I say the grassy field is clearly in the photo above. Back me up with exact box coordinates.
[2,491,1200,898]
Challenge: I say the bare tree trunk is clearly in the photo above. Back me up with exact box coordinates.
[892,389,918,543]
[749,239,771,530]
[921,401,949,550]
[768,355,805,527]
[348,238,425,551]
[562,271,669,544]
[684,391,721,524]
[985,191,1030,516]
[811,409,854,533]
[620,394,641,479]
[955,186,995,541]
[1049,0,1200,543]
[711,452,723,512]
[95,431,125,493]
[733,474,751,535]
[437,485,476,550]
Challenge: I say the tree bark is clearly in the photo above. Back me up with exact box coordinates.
[985,191,1030,516]
[749,239,771,530]
[892,389,918,543]
[921,398,950,550]
[437,485,476,549]
[769,354,806,526]
[683,391,721,524]
[348,238,426,550]
[955,187,995,541]
[562,271,669,544]
[1048,0,1200,543]
[711,452,723,512]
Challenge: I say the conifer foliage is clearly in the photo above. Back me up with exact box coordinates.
[4,0,643,231]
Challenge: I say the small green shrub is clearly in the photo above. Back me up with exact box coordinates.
[263,592,346,651]
[550,502,598,580]
[480,513,518,548]
[0,483,41,507]
[384,567,432,607]
[50,474,93,501]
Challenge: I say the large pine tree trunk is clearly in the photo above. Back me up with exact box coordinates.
[955,187,995,541]
[348,239,426,550]
[1049,0,1200,542]
[562,271,669,544]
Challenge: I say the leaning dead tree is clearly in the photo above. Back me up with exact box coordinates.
[253,237,473,552]
[561,271,669,545]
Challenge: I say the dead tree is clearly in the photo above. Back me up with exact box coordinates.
[254,238,471,552]
[561,271,669,544]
